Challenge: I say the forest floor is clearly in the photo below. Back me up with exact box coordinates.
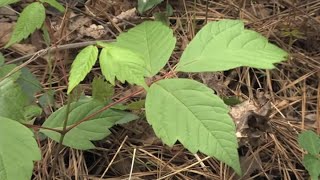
[1,0,320,179]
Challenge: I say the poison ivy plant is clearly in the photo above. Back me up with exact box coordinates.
[41,98,139,149]
[176,20,288,72]
[0,18,289,178]
[63,19,287,175]
[0,117,41,180]
[298,130,320,180]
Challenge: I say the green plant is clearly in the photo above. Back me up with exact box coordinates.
[62,19,286,175]
[0,17,288,179]
[298,130,320,180]
[1,0,65,48]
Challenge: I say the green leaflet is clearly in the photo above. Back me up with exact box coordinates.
[176,19,288,72]
[114,21,176,77]
[302,154,320,180]
[298,130,320,156]
[99,45,148,89]
[0,117,41,180]
[67,45,98,94]
[40,0,65,12]
[17,67,43,103]
[0,0,19,7]
[92,76,114,102]
[5,2,45,47]
[298,130,320,180]
[41,98,139,150]
[145,78,241,175]
[137,0,163,13]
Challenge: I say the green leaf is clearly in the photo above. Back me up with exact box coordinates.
[126,100,145,110]
[92,76,114,102]
[0,117,41,180]
[137,0,163,13]
[302,154,320,180]
[0,64,21,81]
[145,78,241,174]
[40,0,65,12]
[41,98,139,149]
[99,45,148,88]
[0,78,28,121]
[0,53,4,66]
[298,130,320,156]
[39,90,54,108]
[0,0,19,7]
[5,2,45,47]
[17,67,43,102]
[23,105,42,120]
[176,19,288,72]
[68,45,98,94]
[114,21,176,77]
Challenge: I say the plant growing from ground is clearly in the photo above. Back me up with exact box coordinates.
[0,11,288,179]
[298,130,320,180]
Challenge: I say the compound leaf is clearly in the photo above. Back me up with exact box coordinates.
[176,19,288,72]
[41,98,139,149]
[40,0,65,12]
[5,2,45,47]
[137,0,163,13]
[99,45,148,89]
[302,154,320,180]
[114,21,176,76]
[298,130,320,156]
[0,117,41,180]
[145,78,241,174]
[68,45,98,94]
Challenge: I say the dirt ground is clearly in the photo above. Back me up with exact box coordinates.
[1,0,320,179]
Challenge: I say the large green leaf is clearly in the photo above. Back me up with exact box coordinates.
[67,45,98,94]
[41,98,139,149]
[176,19,288,72]
[145,78,241,174]
[302,154,320,180]
[99,45,148,89]
[0,117,41,180]
[5,2,45,47]
[114,21,176,76]
[137,0,163,13]
[298,130,320,156]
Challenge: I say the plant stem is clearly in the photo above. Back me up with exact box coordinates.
[48,95,72,179]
